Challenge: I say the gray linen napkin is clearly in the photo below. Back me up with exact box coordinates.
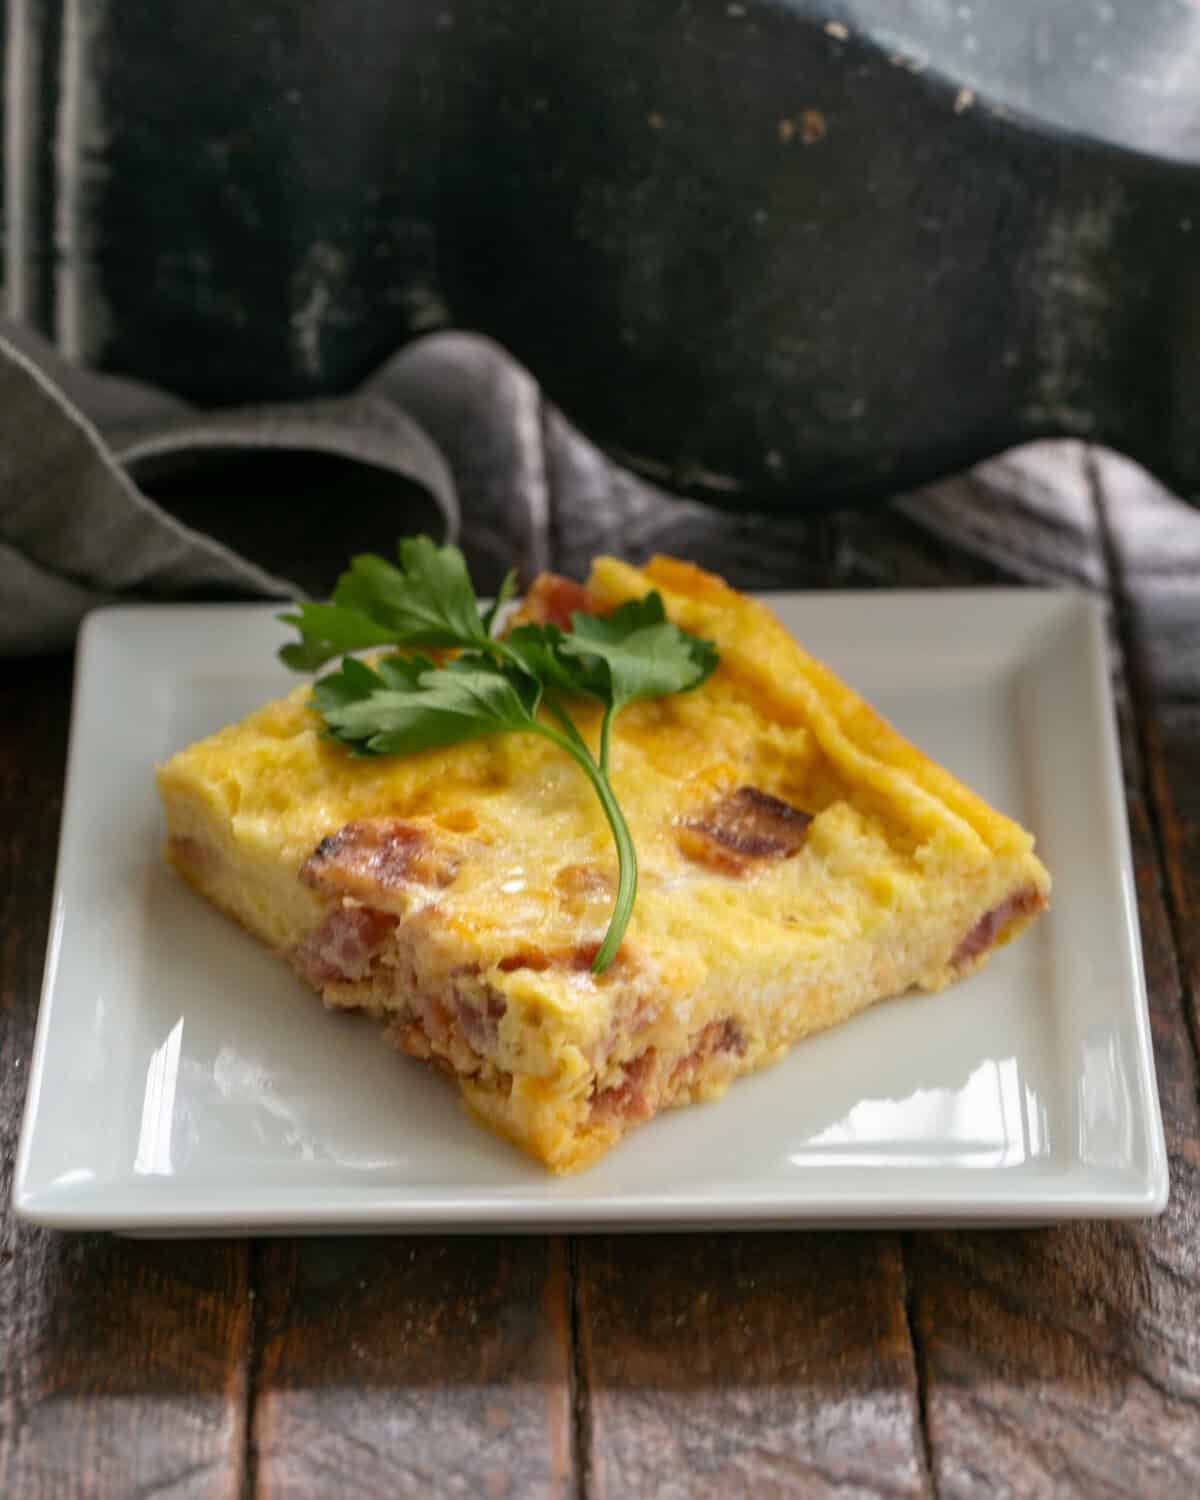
[0,319,478,654]
[4,315,1177,659]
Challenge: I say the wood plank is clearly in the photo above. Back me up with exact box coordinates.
[1147,700,1200,1043]
[908,787,1200,1498]
[1093,447,1200,1053]
[576,1232,930,1498]
[904,446,1200,1498]
[0,653,250,1499]
[251,1235,573,1498]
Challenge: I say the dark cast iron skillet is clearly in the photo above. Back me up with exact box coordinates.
[7,0,1199,509]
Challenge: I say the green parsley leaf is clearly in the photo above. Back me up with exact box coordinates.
[503,622,599,698]
[481,568,518,636]
[309,654,404,715]
[560,593,717,773]
[278,603,406,672]
[279,540,720,972]
[280,537,494,669]
[319,656,541,757]
[564,593,718,710]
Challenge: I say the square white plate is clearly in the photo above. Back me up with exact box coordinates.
[14,591,1167,1233]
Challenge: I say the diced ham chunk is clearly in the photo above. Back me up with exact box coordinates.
[590,1049,659,1126]
[385,985,507,1075]
[290,905,398,987]
[591,1017,746,1125]
[455,992,507,1051]
[677,786,813,875]
[953,885,1046,969]
[301,819,459,898]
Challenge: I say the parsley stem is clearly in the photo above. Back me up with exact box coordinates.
[530,721,637,975]
[598,702,615,777]
[489,637,533,677]
[543,697,588,750]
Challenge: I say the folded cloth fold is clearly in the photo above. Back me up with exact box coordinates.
[6,316,1189,659]
[0,320,490,654]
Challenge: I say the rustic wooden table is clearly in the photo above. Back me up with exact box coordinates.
[2,426,1197,1497]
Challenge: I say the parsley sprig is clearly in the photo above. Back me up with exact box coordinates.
[279,538,717,972]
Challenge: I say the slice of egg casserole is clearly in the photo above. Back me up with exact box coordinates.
[156,556,1050,1172]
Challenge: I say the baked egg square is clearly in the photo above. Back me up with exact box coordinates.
[157,556,1049,1172]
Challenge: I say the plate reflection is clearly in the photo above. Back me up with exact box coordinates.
[133,1017,184,1176]
[792,1055,1052,1169]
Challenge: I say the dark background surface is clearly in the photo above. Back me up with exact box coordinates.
[3,0,1200,510]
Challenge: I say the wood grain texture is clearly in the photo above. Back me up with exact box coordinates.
[1095,448,1200,1049]
[902,448,1200,1500]
[1096,451,1200,1130]
[907,793,1200,1499]
[251,1235,573,1499]
[0,654,251,1499]
[575,1233,930,1499]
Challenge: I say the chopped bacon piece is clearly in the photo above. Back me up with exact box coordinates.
[509,572,591,631]
[300,819,459,898]
[953,885,1046,968]
[676,786,813,875]
[289,905,398,987]
[498,947,551,973]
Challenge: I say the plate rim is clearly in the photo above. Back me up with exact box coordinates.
[13,589,1170,1232]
